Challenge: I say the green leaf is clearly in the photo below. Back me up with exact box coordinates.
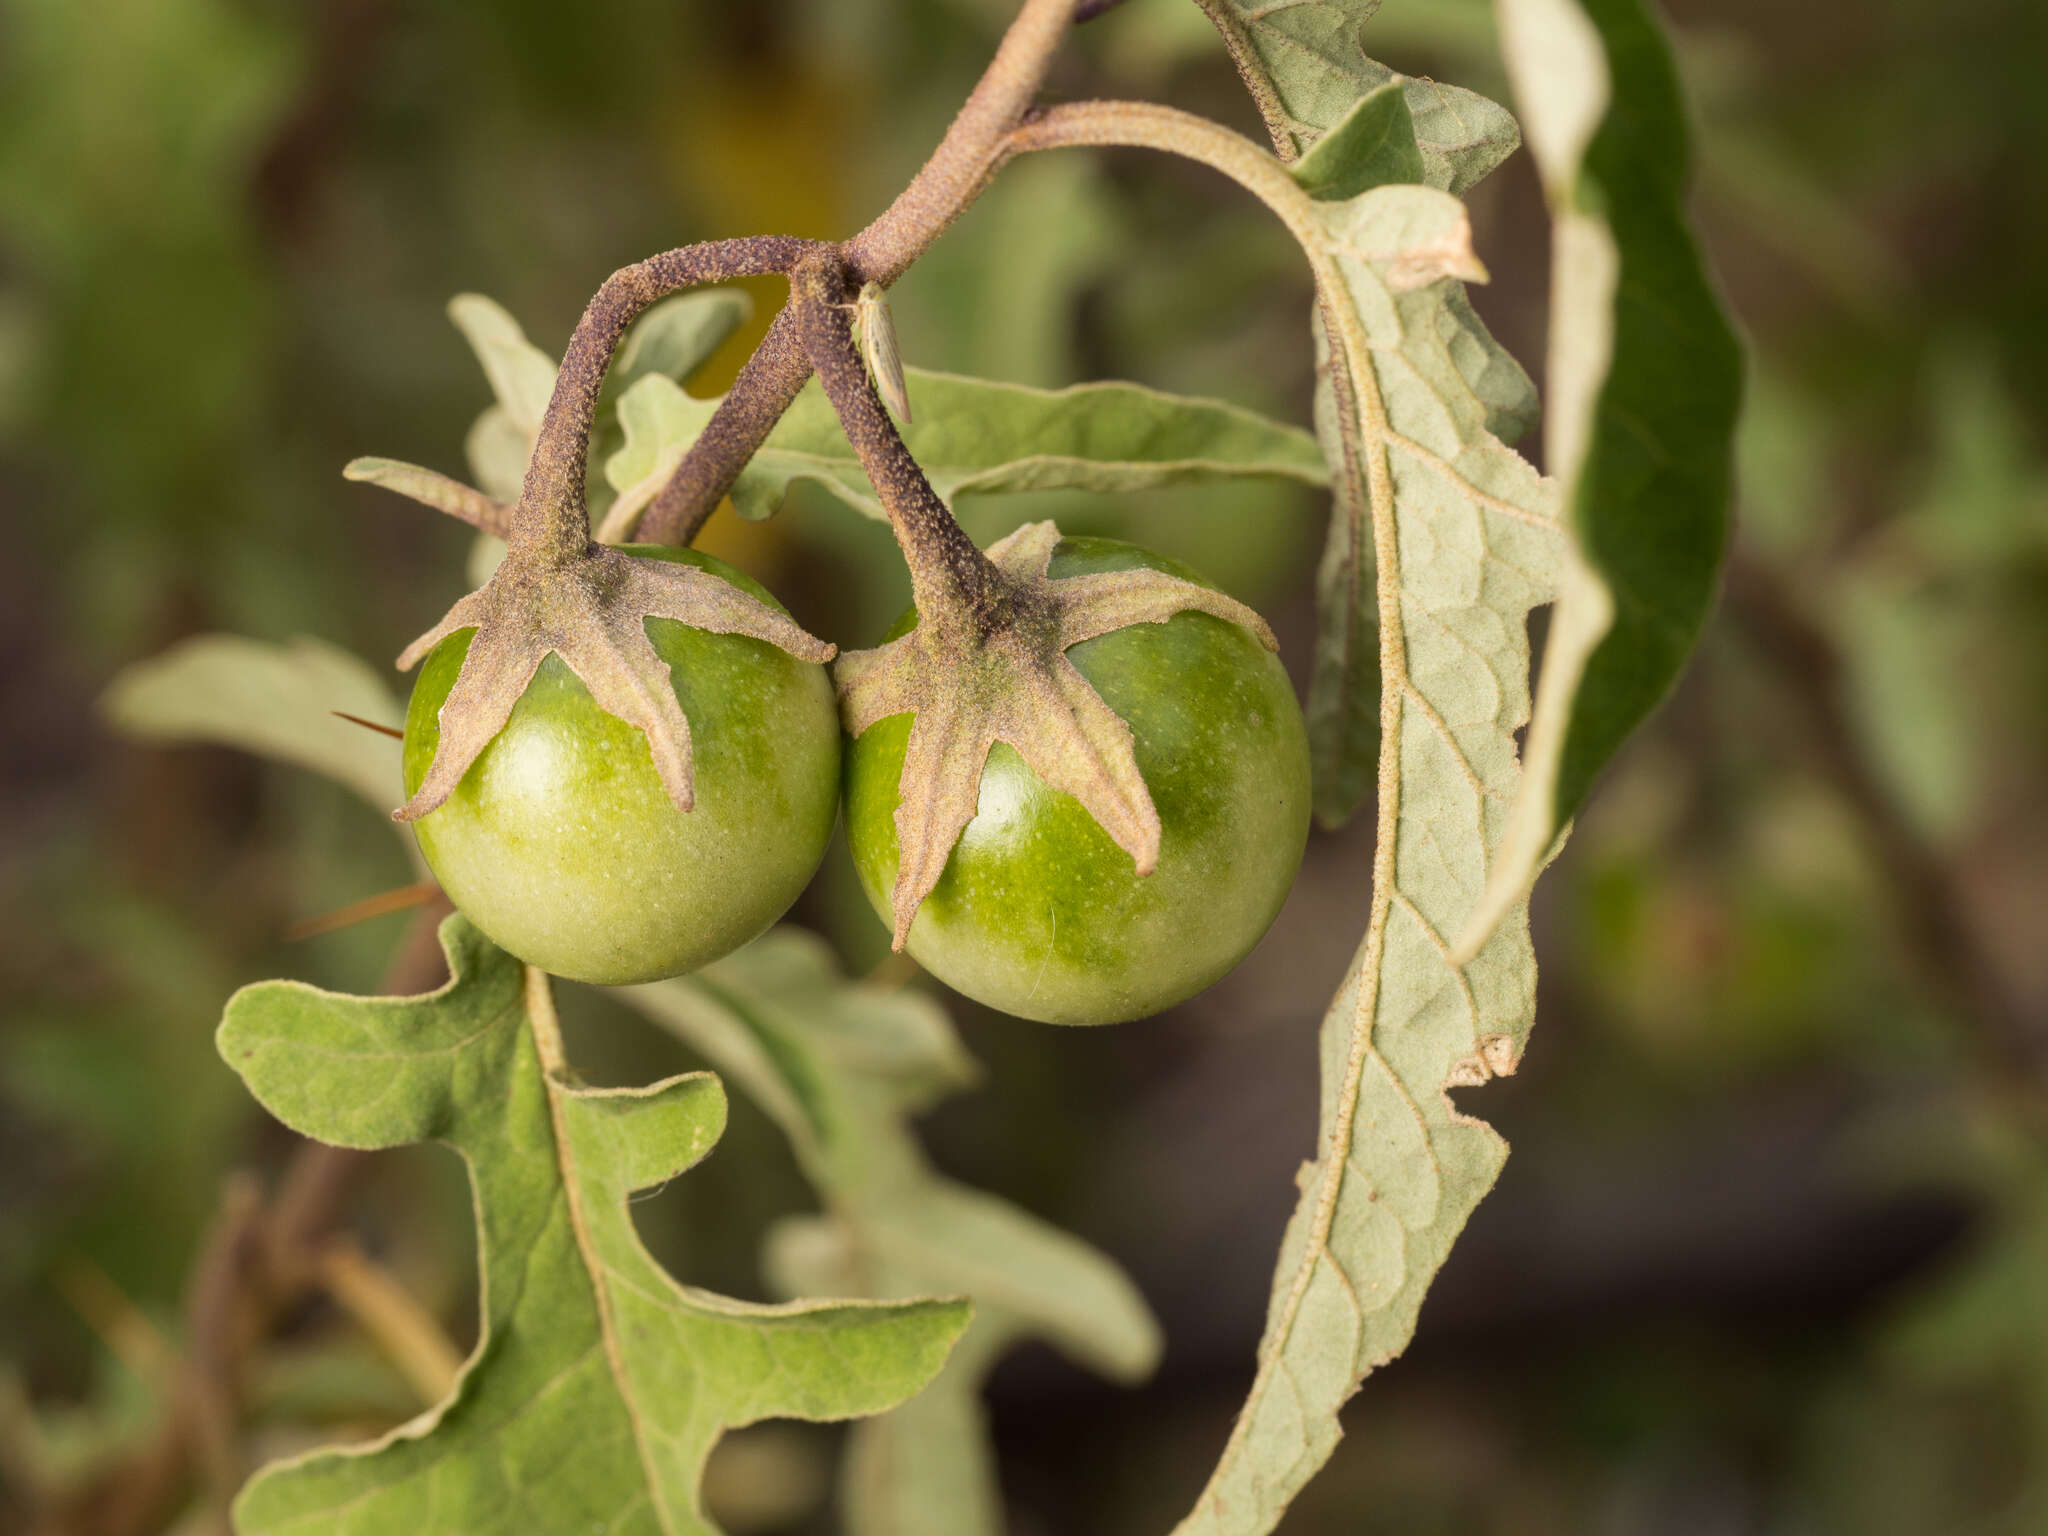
[100,634,404,821]
[448,293,557,440]
[600,374,723,541]
[1289,80,1423,201]
[1302,315,1383,830]
[220,916,969,1536]
[450,289,753,526]
[1439,286,1540,446]
[1193,0,1520,190]
[609,289,753,398]
[1173,173,1561,1536]
[602,369,1329,531]
[464,404,531,507]
[618,930,1160,1536]
[1461,0,1743,955]
[1290,67,1536,829]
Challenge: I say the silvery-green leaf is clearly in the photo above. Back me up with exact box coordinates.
[619,930,1160,1536]
[1296,77,1536,829]
[609,289,752,395]
[1174,177,1562,1536]
[464,402,531,505]
[101,634,403,821]
[599,374,722,542]
[1438,286,1538,445]
[1290,80,1423,201]
[1460,0,1743,956]
[222,916,968,1536]
[598,370,1329,531]
[1193,0,1520,191]
[447,293,556,438]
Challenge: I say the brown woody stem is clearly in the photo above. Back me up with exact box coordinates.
[635,0,1078,546]
[515,235,818,566]
[791,255,1004,626]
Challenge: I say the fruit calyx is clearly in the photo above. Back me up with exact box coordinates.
[834,519,1277,948]
[395,543,832,823]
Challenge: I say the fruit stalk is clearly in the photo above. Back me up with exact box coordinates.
[515,235,818,566]
[790,255,1006,632]
[635,0,1080,546]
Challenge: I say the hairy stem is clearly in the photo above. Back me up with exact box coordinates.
[515,236,817,565]
[635,0,1078,546]
[839,0,1073,283]
[635,310,811,545]
[791,255,1003,626]
[1008,100,1327,251]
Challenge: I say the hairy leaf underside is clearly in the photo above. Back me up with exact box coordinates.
[1175,1,1737,1531]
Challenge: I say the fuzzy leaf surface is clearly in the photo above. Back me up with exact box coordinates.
[1464,0,1744,952]
[1286,67,1534,829]
[618,929,1159,1536]
[101,634,404,819]
[1193,0,1520,190]
[599,370,1328,535]
[1289,79,1423,201]
[1174,185,1562,1535]
[218,915,968,1536]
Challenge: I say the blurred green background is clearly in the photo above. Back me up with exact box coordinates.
[4,0,2047,1532]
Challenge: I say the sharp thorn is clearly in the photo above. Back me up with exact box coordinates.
[334,710,405,740]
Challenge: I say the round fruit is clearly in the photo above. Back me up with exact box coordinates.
[845,535,1310,1025]
[403,545,839,985]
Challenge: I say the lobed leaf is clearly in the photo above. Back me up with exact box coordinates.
[1193,0,1520,191]
[618,930,1160,1536]
[1289,79,1422,202]
[219,916,968,1536]
[602,374,722,541]
[1460,0,1744,955]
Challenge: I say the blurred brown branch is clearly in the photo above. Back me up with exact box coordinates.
[34,899,452,1536]
[307,1240,462,1407]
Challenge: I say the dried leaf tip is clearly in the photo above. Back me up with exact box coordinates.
[393,545,833,824]
[835,519,1278,948]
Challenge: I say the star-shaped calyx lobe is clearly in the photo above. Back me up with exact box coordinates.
[395,541,834,822]
[835,520,1279,948]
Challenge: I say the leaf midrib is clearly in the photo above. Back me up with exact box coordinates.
[1188,201,1414,1524]
[524,966,675,1533]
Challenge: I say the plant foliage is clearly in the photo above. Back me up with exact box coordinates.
[219,916,969,1536]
